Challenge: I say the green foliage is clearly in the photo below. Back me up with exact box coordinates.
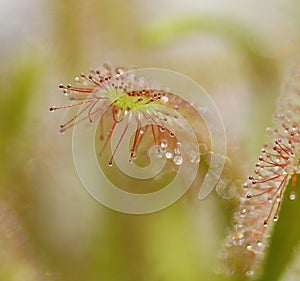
[139,15,278,81]
[258,175,300,281]
[0,56,39,189]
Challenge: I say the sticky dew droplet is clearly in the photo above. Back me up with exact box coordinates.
[165,151,173,159]
[290,192,296,200]
[173,155,183,165]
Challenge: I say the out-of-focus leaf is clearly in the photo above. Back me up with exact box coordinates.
[258,175,300,281]
[0,59,38,136]
[139,16,279,83]
[0,55,39,188]
[140,16,262,54]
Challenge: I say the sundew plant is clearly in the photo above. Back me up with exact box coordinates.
[50,64,226,213]
[51,63,300,280]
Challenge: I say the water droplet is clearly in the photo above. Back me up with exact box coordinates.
[140,128,145,134]
[257,241,263,247]
[130,151,136,159]
[173,155,183,165]
[74,76,80,82]
[246,270,254,277]
[165,151,173,159]
[290,192,296,200]
[161,96,169,103]
[174,147,181,154]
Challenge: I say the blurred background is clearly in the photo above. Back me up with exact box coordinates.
[1,0,300,280]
